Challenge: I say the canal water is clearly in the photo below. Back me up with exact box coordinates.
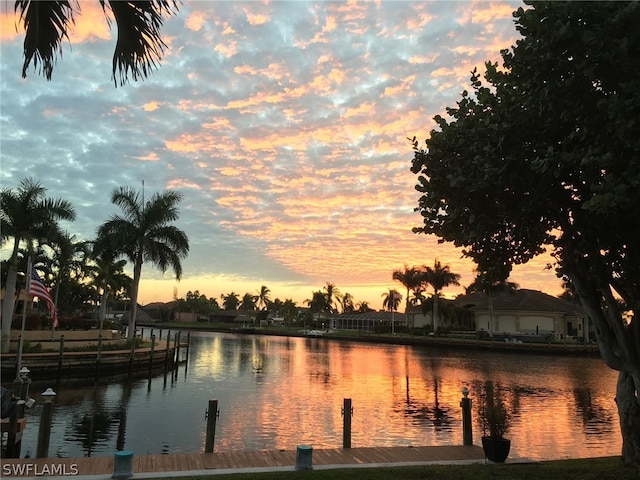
[15,331,621,461]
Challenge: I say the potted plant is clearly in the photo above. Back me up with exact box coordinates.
[479,382,511,463]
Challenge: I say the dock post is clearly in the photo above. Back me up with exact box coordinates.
[204,399,219,453]
[174,331,181,365]
[148,334,156,377]
[36,388,56,458]
[461,387,473,446]
[342,398,353,448]
[57,336,65,379]
[184,331,191,373]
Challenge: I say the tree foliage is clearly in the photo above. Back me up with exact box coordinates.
[410,1,639,464]
[15,0,179,86]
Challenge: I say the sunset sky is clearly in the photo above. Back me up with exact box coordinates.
[0,1,563,310]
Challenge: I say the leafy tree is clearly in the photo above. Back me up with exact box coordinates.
[466,268,519,337]
[14,0,179,87]
[423,259,461,336]
[281,298,298,326]
[97,186,189,340]
[0,178,75,351]
[410,2,640,464]
[393,265,425,328]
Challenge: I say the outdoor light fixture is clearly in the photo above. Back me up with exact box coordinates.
[41,388,56,402]
[462,386,469,398]
[19,367,30,379]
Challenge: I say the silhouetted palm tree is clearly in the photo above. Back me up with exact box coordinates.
[256,285,271,311]
[0,178,75,351]
[15,0,179,86]
[382,288,402,313]
[423,259,461,336]
[393,265,424,328]
[323,282,342,314]
[221,292,240,311]
[466,269,518,337]
[97,186,189,340]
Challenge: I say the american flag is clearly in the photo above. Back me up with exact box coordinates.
[29,267,58,328]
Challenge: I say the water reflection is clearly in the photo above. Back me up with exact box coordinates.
[14,332,621,460]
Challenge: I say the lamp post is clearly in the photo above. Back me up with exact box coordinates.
[461,386,473,446]
[36,388,56,458]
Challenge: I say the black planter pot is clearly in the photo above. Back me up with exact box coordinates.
[481,436,511,463]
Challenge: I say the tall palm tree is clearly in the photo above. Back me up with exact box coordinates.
[281,298,298,326]
[50,232,91,316]
[256,285,271,311]
[423,259,461,336]
[97,186,189,340]
[15,0,179,87]
[323,282,342,314]
[381,288,402,313]
[392,265,424,329]
[0,178,76,351]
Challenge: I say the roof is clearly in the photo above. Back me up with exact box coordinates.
[331,311,403,322]
[454,289,584,316]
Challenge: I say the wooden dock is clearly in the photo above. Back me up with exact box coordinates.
[1,445,487,477]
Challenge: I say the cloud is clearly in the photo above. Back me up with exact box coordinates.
[0,1,562,309]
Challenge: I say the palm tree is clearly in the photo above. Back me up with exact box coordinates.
[323,282,342,314]
[50,232,91,317]
[240,293,257,311]
[97,186,189,341]
[0,178,76,351]
[356,301,374,313]
[392,265,425,329]
[281,298,298,327]
[15,0,179,87]
[341,292,355,313]
[466,269,519,337]
[221,292,240,311]
[381,288,402,313]
[423,259,461,336]
[305,290,327,314]
[256,285,271,311]
[89,238,131,334]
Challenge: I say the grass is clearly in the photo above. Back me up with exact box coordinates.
[142,457,638,480]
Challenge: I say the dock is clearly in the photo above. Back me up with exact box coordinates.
[0,445,487,477]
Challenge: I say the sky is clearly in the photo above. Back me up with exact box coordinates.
[0,1,564,311]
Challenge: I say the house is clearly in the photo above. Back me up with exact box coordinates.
[454,289,589,341]
[328,311,406,333]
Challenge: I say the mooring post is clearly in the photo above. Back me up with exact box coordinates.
[148,334,156,377]
[204,399,219,453]
[57,336,65,378]
[461,387,473,446]
[175,331,182,364]
[36,388,56,458]
[342,398,353,448]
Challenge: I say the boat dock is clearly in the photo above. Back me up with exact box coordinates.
[1,445,487,478]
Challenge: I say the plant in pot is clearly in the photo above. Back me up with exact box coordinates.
[479,381,511,463]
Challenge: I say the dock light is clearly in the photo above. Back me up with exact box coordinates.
[462,386,469,398]
[41,388,56,402]
[19,367,30,379]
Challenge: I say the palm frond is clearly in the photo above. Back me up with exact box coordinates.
[17,0,77,80]
[105,1,179,87]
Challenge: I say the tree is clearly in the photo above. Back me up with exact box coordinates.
[240,292,257,312]
[97,186,189,341]
[0,178,76,351]
[381,289,402,313]
[256,285,271,311]
[423,259,461,336]
[322,282,342,314]
[14,0,179,87]
[392,265,424,329]
[221,292,239,311]
[466,268,518,338]
[340,292,355,314]
[410,2,640,464]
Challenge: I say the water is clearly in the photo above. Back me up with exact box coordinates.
[14,331,621,460]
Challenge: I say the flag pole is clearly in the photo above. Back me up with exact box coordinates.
[16,256,32,376]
